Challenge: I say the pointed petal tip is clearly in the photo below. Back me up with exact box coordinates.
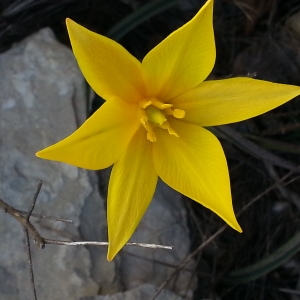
[107,251,114,261]
[142,0,215,99]
[35,148,47,159]
[221,206,242,233]
[65,18,73,27]
[36,146,55,160]
[107,242,120,261]
[231,221,242,233]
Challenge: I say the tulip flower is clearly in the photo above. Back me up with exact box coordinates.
[36,0,300,260]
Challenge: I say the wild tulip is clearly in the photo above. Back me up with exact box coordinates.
[37,0,300,260]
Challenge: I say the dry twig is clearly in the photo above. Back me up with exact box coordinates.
[0,180,173,299]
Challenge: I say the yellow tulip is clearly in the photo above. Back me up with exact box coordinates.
[36,0,300,260]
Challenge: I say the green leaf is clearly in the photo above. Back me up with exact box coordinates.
[226,231,300,283]
[106,0,179,41]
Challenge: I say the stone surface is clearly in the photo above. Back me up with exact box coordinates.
[119,181,196,299]
[98,172,196,299]
[0,28,104,300]
[80,283,184,300]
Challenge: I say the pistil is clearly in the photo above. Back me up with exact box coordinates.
[139,98,185,142]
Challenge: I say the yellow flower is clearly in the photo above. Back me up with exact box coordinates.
[36,0,300,260]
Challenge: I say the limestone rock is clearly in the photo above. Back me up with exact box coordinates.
[118,181,196,299]
[99,169,197,299]
[0,28,104,300]
[80,283,184,300]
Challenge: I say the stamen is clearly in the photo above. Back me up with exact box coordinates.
[140,109,157,142]
[138,98,183,141]
[140,117,156,142]
[159,122,179,137]
[164,108,185,119]
[147,131,156,142]
[173,109,185,119]
[139,100,152,109]
[151,99,173,109]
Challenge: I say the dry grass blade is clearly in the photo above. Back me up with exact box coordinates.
[213,125,298,172]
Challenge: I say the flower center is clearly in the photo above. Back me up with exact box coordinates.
[139,98,185,142]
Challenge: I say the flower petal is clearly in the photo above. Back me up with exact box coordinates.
[142,0,215,100]
[107,128,158,260]
[173,77,300,126]
[36,98,140,169]
[66,18,145,103]
[153,120,241,232]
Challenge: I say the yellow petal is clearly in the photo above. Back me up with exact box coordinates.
[173,77,300,126]
[142,0,215,100]
[153,119,241,232]
[107,128,158,260]
[66,18,145,103]
[36,98,140,170]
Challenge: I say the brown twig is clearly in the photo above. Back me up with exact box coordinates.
[26,181,42,221]
[0,185,173,251]
[25,181,44,300]
[15,210,73,223]
[0,197,45,249]
[24,229,37,300]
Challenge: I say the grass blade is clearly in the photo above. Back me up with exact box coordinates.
[226,231,300,283]
[106,0,179,41]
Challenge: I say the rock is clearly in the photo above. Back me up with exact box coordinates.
[79,171,119,295]
[80,283,184,300]
[118,181,196,299]
[98,170,197,299]
[0,28,104,299]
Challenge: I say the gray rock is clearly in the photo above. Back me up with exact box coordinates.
[80,283,184,300]
[79,171,119,295]
[118,181,196,299]
[0,28,102,299]
[97,171,196,298]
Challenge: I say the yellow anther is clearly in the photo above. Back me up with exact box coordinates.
[139,98,183,141]
[140,115,157,142]
[147,131,156,142]
[151,99,173,109]
[164,108,185,119]
[173,109,185,119]
[159,122,179,137]
[139,100,152,109]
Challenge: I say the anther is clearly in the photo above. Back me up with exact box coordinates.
[159,122,179,137]
[173,109,185,119]
[139,100,152,109]
[151,99,173,109]
[140,115,157,142]
[147,131,156,142]
[164,108,185,119]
